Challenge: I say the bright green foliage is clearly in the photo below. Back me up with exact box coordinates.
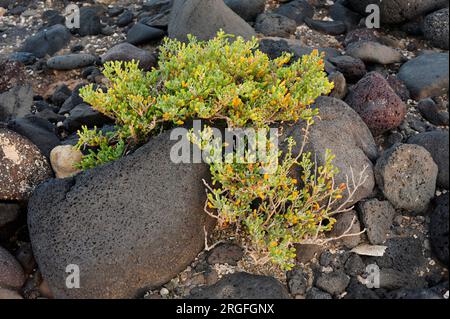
[76,31,333,168]
[74,126,126,170]
[154,32,332,127]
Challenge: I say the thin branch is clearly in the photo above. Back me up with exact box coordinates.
[203,226,225,251]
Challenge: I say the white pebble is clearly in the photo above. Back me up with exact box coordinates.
[160,288,169,296]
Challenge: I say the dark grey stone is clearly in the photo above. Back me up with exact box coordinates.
[206,244,243,266]
[328,210,361,249]
[287,268,308,295]
[0,85,33,122]
[42,9,65,28]
[274,0,314,24]
[188,272,290,299]
[281,97,377,208]
[344,254,365,277]
[329,2,361,31]
[315,271,350,296]
[408,131,449,189]
[101,42,157,71]
[429,193,449,266]
[358,199,396,245]
[28,128,214,298]
[344,278,379,299]
[8,52,36,65]
[47,54,98,70]
[116,10,134,27]
[0,203,20,229]
[346,0,449,24]
[77,7,103,37]
[375,144,438,213]
[423,8,449,50]
[126,23,165,45]
[417,98,449,127]
[51,84,71,108]
[255,13,297,38]
[329,55,366,83]
[7,114,60,158]
[224,0,266,22]
[387,288,443,299]
[304,17,347,35]
[306,287,332,299]
[168,0,256,43]
[19,24,71,58]
[381,238,427,274]
[0,246,25,290]
[63,103,112,133]
[398,53,449,100]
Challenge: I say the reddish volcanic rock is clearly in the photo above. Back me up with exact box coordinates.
[0,60,26,93]
[345,72,407,136]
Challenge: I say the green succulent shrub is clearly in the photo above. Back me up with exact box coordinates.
[190,124,355,270]
[77,32,332,167]
[75,32,362,269]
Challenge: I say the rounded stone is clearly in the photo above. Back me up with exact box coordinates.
[101,42,156,71]
[0,246,25,290]
[168,0,256,43]
[47,54,98,70]
[254,13,297,38]
[281,96,378,209]
[49,145,82,179]
[0,128,52,201]
[423,8,449,50]
[375,144,438,214]
[397,53,449,100]
[345,72,407,136]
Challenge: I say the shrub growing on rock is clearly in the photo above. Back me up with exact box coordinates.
[76,32,365,269]
[78,32,332,166]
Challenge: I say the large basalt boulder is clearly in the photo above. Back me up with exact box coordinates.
[168,0,256,42]
[346,0,449,24]
[281,96,378,208]
[0,128,52,201]
[28,129,214,299]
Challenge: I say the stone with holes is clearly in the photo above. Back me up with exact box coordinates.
[28,128,214,298]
